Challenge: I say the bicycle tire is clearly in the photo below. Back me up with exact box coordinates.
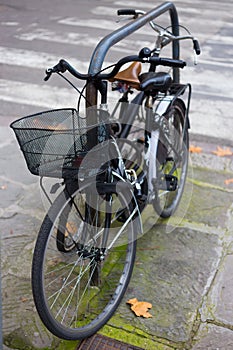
[152,99,189,218]
[32,180,137,340]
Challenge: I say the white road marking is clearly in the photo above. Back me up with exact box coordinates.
[0,79,81,109]
[58,17,155,37]
[114,0,233,12]
[58,18,121,31]
[1,44,232,76]
[198,59,233,68]
[0,21,19,26]
[0,46,89,72]
[207,36,233,46]
[16,28,152,53]
[114,1,200,14]
[16,29,99,46]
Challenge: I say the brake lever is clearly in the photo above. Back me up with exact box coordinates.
[44,68,53,81]
[44,60,68,81]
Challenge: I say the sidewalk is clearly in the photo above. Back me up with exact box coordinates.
[1,126,233,350]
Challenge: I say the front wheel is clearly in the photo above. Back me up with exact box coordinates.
[152,99,189,218]
[32,180,137,340]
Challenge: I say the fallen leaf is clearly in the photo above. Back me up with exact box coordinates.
[189,145,202,153]
[20,297,28,303]
[212,146,233,157]
[225,178,233,185]
[127,298,153,318]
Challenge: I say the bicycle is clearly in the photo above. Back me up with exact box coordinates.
[10,6,200,341]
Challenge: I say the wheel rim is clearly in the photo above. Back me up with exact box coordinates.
[154,103,188,216]
[40,186,136,334]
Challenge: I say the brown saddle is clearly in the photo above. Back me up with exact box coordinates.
[109,61,142,90]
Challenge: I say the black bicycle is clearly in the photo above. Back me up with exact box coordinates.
[11,5,200,341]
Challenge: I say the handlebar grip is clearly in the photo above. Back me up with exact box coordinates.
[44,60,67,81]
[150,57,186,68]
[193,39,201,55]
[117,9,137,16]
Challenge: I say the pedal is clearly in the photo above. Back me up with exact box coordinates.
[159,174,178,191]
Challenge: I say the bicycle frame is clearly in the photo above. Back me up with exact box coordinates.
[112,82,191,202]
[146,84,191,201]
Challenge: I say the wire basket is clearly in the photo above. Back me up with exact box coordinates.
[10,108,110,178]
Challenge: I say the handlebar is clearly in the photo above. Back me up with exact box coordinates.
[44,54,186,82]
[44,59,89,81]
[118,8,201,56]
[117,9,139,16]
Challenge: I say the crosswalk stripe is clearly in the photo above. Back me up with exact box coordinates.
[58,18,122,32]
[0,46,119,74]
[207,36,233,46]
[58,18,156,37]
[1,1,232,116]
[198,58,233,68]
[114,0,233,12]
[0,73,231,114]
[0,78,121,111]
[94,3,199,14]
[0,79,81,109]
[16,29,152,53]
[16,29,100,47]
[0,46,89,72]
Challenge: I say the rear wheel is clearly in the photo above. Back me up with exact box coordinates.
[32,179,137,340]
[152,99,189,218]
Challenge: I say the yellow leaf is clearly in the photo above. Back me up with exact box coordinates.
[189,145,202,153]
[225,178,233,185]
[212,146,233,157]
[127,298,153,318]
[20,297,28,303]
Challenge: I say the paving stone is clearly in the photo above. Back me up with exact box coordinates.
[2,132,233,349]
[115,225,222,343]
[192,323,233,350]
[201,255,233,327]
[184,183,233,228]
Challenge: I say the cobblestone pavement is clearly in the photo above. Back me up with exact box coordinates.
[1,127,233,349]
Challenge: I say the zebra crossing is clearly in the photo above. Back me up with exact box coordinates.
[0,2,161,119]
[1,0,233,140]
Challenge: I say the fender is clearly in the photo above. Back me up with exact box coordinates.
[154,95,174,117]
[146,96,174,201]
[145,129,160,202]
[154,94,191,129]
[146,93,189,202]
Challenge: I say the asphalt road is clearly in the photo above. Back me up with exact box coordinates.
[0,0,232,142]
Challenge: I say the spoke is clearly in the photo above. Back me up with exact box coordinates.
[45,259,78,289]
[59,258,87,324]
[54,257,96,323]
[69,259,98,326]
[49,255,82,310]
[107,206,137,251]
